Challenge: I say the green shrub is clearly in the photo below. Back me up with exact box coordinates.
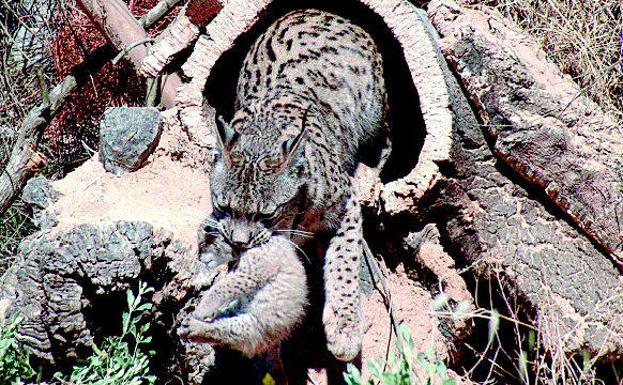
[344,324,456,385]
[56,282,157,385]
[0,315,37,385]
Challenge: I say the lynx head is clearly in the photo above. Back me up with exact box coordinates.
[207,106,310,250]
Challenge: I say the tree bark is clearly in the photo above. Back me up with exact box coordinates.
[429,0,623,263]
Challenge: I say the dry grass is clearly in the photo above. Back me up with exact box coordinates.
[433,268,617,385]
[0,207,34,275]
[484,0,623,124]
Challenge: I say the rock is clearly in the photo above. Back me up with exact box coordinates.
[22,176,59,210]
[22,176,60,228]
[21,177,59,229]
[99,107,163,175]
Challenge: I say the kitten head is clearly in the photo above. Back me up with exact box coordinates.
[207,106,311,249]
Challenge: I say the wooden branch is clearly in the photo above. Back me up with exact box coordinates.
[77,0,182,108]
[141,0,184,27]
[0,0,181,215]
[141,0,222,77]
[0,45,115,214]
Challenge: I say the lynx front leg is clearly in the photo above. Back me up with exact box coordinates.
[183,314,265,357]
[323,192,363,361]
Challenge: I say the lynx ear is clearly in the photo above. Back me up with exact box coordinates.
[215,115,239,150]
[281,106,311,162]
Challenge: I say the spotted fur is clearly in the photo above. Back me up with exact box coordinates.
[181,235,308,357]
[204,9,389,361]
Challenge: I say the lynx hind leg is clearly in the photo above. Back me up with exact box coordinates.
[323,192,363,361]
[184,314,265,358]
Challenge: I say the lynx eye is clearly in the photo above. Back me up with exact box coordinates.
[258,156,285,171]
[253,210,279,223]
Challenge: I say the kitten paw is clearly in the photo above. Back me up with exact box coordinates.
[178,317,215,343]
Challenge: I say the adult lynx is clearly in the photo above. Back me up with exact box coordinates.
[193,8,389,361]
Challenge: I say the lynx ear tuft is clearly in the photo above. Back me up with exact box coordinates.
[215,115,239,149]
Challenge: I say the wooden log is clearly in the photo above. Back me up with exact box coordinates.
[421,3,623,357]
[429,0,623,263]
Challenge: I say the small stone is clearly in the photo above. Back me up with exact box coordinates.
[22,176,60,228]
[22,175,59,211]
[99,107,163,175]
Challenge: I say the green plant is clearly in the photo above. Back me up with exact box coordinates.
[0,315,37,385]
[56,282,157,385]
[0,206,35,275]
[344,324,456,385]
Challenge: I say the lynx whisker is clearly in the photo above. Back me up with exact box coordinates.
[274,229,314,238]
[282,238,311,264]
[250,229,272,246]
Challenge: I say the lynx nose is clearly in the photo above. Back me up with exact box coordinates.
[229,227,251,250]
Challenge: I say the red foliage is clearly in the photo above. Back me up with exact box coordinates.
[46,0,180,166]
[186,0,223,27]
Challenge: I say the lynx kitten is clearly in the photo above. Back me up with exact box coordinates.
[182,235,308,357]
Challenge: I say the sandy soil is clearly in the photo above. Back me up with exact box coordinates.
[49,111,213,249]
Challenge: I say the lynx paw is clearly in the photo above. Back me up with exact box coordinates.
[178,317,215,343]
[323,304,362,361]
